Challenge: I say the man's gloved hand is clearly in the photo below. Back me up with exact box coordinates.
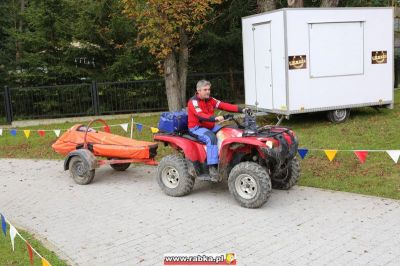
[242,108,253,116]
[215,116,225,122]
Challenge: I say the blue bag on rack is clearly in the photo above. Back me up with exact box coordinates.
[158,110,188,133]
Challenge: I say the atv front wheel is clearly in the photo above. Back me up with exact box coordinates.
[228,162,272,208]
[69,156,95,185]
[271,157,301,190]
[157,155,195,197]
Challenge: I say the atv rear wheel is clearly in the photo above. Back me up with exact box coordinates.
[157,155,195,197]
[228,162,272,208]
[271,157,301,190]
[69,156,95,185]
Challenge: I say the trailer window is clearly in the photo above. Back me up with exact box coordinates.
[308,21,364,78]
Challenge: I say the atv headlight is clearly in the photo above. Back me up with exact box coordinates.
[265,140,274,149]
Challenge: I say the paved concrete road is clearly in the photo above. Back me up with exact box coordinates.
[0,159,399,266]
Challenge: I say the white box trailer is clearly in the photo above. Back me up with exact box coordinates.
[242,7,394,122]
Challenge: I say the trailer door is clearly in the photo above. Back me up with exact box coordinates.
[252,22,273,109]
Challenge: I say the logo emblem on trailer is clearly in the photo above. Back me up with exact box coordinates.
[371,51,387,64]
[288,55,307,69]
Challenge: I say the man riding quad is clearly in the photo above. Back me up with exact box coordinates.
[187,79,250,182]
[154,80,300,208]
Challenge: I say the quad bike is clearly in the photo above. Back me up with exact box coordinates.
[153,112,300,208]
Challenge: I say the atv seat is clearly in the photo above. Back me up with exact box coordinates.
[181,134,205,144]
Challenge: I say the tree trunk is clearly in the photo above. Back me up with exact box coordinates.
[320,0,339,7]
[178,28,189,107]
[164,52,183,111]
[287,0,303,7]
[257,0,275,12]
[16,0,27,62]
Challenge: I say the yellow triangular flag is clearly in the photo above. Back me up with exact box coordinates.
[324,150,338,162]
[150,127,159,133]
[23,130,31,139]
[42,258,51,266]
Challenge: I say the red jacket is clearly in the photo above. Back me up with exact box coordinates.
[187,94,242,129]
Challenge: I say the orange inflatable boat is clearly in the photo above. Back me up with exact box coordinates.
[52,123,158,159]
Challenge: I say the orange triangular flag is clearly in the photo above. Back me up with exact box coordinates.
[324,150,337,161]
[26,242,34,265]
[354,151,368,164]
[42,258,51,266]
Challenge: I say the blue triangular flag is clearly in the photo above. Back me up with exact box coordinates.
[1,214,6,236]
[298,148,309,159]
[10,129,17,136]
[136,123,143,133]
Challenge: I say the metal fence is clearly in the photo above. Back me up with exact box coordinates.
[0,90,5,124]
[1,72,244,124]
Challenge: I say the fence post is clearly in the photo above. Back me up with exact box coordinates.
[4,86,13,124]
[91,81,100,115]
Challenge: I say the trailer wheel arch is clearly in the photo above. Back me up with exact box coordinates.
[64,149,98,171]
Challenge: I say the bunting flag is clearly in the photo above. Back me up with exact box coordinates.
[386,150,400,164]
[53,130,61,137]
[150,127,159,133]
[42,258,51,266]
[26,243,34,266]
[324,150,338,162]
[10,129,17,136]
[1,214,6,236]
[103,126,111,133]
[298,148,308,159]
[120,123,129,132]
[1,213,52,265]
[37,130,45,137]
[9,224,17,251]
[354,150,368,164]
[0,128,3,136]
[136,123,143,133]
[23,130,31,139]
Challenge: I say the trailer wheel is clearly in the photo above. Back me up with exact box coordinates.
[69,156,95,185]
[110,163,130,171]
[327,109,350,123]
[108,158,130,171]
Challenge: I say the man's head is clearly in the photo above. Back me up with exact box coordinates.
[196,79,211,99]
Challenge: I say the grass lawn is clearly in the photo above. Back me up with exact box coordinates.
[0,226,68,266]
[0,91,399,199]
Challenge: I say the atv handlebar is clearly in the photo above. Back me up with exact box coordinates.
[222,109,256,129]
[223,114,234,120]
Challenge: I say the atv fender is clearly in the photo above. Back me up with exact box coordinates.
[154,134,207,163]
[219,138,266,164]
[64,149,98,171]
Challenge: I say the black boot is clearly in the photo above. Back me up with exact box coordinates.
[209,165,219,182]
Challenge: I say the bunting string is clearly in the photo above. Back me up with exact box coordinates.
[0,212,52,265]
[0,118,398,164]
[297,148,400,164]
